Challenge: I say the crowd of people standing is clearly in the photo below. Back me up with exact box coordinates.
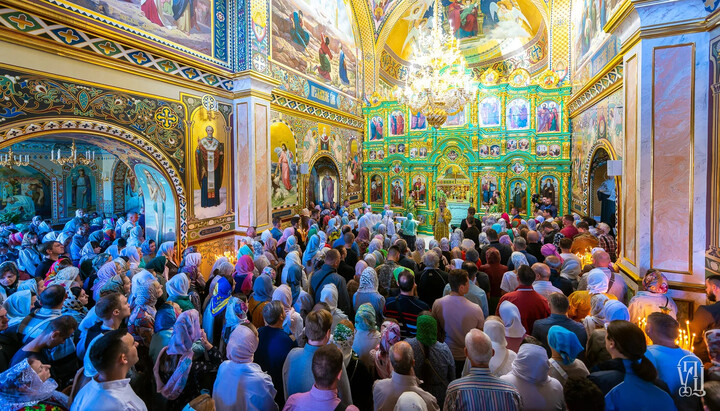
[0,201,717,410]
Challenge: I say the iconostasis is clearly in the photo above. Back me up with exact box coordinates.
[362,68,572,233]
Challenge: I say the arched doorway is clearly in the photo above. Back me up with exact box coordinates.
[0,125,186,248]
[588,147,616,230]
[309,156,340,207]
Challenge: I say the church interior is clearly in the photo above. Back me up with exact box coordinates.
[0,0,718,384]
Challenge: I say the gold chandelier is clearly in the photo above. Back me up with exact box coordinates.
[50,140,95,167]
[395,0,474,129]
[0,147,29,168]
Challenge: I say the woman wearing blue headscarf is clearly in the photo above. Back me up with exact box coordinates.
[302,234,321,270]
[547,325,589,385]
[286,264,313,319]
[247,274,274,328]
[202,277,233,347]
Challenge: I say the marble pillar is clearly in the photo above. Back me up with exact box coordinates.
[232,72,280,235]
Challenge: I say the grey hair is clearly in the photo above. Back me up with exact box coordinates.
[422,250,439,268]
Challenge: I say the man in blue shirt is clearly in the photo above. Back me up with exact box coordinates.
[256,301,297,407]
[270,218,283,241]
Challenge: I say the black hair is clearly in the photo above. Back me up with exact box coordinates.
[461,261,478,280]
[40,285,66,308]
[398,269,415,292]
[517,265,536,285]
[89,328,130,373]
[606,320,657,382]
[564,377,605,411]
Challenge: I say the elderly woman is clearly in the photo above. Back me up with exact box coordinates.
[4,289,33,327]
[353,303,381,366]
[581,294,610,341]
[547,325,589,385]
[234,256,256,296]
[499,343,565,411]
[596,222,617,261]
[213,324,277,410]
[353,267,385,326]
[498,301,527,352]
[480,248,508,313]
[483,316,517,376]
[628,269,678,322]
[285,264,313,319]
[411,238,425,265]
[155,310,223,408]
[500,252,530,294]
[406,314,455,405]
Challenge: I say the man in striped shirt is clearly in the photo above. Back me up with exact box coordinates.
[443,329,522,410]
[383,269,429,338]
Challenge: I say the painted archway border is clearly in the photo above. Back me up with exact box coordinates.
[0,118,188,250]
[581,138,622,253]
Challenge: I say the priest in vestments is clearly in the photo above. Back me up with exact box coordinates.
[196,125,224,208]
[433,200,453,241]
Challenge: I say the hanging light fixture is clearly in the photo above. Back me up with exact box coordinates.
[0,146,29,168]
[395,0,474,129]
[50,140,95,167]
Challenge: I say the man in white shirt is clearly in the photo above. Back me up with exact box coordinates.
[120,212,139,239]
[531,263,562,298]
[71,328,146,411]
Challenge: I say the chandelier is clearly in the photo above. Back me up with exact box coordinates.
[395,0,474,129]
[50,140,95,167]
[0,147,29,168]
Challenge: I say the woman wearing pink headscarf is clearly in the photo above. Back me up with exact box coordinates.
[541,243,563,262]
[371,321,402,379]
[234,256,256,296]
[154,309,224,407]
[276,227,295,259]
[213,324,277,410]
[272,284,304,341]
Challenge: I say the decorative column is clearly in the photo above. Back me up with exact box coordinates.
[232,71,280,235]
[609,0,713,312]
[706,40,720,277]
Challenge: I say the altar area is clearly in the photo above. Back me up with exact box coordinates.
[362,69,573,234]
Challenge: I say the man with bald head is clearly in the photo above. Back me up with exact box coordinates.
[372,341,439,411]
[526,230,544,263]
[444,329,522,410]
[577,250,627,303]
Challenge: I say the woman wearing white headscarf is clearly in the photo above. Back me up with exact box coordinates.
[3,289,33,327]
[500,252,529,294]
[411,238,426,265]
[383,210,396,237]
[449,228,463,250]
[167,273,195,312]
[213,324,277,410]
[499,343,564,411]
[120,246,142,271]
[353,267,385,326]
[281,250,308,291]
[272,284,304,341]
[498,301,526,352]
[484,317,518,376]
[320,283,348,333]
[581,294,609,341]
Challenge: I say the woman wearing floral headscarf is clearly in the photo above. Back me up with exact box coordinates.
[356,227,371,256]
[353,303,381,366]
[628,269,678,322]
[155,309,223,408]
[62,286,89,324]
[234,255,256,296]
[371,321,401,379]
[213,324,277,410]
[203,258,232,311]
[128,276,162,347]
[263,238,280,270]
[353,267,385,326]
[179,252,206,307]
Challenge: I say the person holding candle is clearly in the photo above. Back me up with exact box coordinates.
[628,269,678,324]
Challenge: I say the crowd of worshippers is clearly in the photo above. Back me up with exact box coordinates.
[0,203,719,410]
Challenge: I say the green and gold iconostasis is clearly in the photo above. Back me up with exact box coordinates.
[362,69,572,234]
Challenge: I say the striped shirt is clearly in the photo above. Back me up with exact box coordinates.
[443,367,522,411]
[383,294,429,338]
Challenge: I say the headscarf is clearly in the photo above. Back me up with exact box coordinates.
[154,310,202,400]
[210,277,232,316]
[643,270,669,294]
[0,359,59,410]
[105,245,120,259]
[303,235,321,267]
[401,214,417,236]
[43,260,67,287]
[547,325,584,365]
[145,256,167,277]
[79,241,97,261]
[499,236,512,247]
[140,240,154,257]
[17,279,38,296]
[92,261,118,300]
[278,227,295,246]
[705,330,720,376]
[541,244,562,260]
[3,290,32,327]
[286,264,303,305]
[499,300,526,338]
[416,315,438,346]
[586,269,610,295]
[357,227,371,243]
[47,266,80,289]
[500,213,511,225]
[364,253,377,268]
[560,257,581,279]
[583,294,609,334]
[333,322,355,366]
[223,297,249,340]
[510,252,529,270]
[440,238,450,252]
[478,232,490,246]
[120,246,140,267]
[355,302,377,332]
[234,256,255,295]
[603,300,630,322]
[63,288,87,314]
[484,319,516,375]
[236,245,253,260]
[320,283,341,313]
[166,273,190,299]
[227,323,258,363]
[511,343,550,384]
[355,260,369,278]
[357,267,379,294]
[99,274,125,296]
[527,219,537,231]
[129,278,159,323]
[372,250,385,266]
[252,274,273,303]
[157,242,175,260]
[450,228,463,249]
[183,253,202,269]
[374,321,401,379]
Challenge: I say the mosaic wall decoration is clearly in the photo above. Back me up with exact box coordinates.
[363,73,572,233]
[270,109,363,216]
[570,88,624,214]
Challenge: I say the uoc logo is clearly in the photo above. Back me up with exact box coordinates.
[677,355,705,397]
